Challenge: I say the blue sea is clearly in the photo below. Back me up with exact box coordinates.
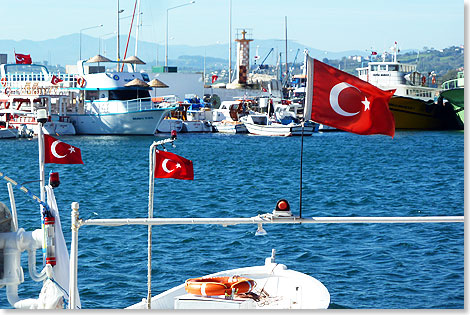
[0,131,464,309]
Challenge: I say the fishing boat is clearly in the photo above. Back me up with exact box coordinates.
[66,59,172,135]
[439,71,464,126]
[355,43,462,130]
[0,124,18,139]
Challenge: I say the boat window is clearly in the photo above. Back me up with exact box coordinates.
[378,65,386,71]
[371,65,378,71]
[388,65,398,71]
[85,90,99,101]
[108,89,151,101]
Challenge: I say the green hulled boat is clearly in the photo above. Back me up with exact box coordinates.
[440,71,464,125]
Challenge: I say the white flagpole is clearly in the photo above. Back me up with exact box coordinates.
[37,109,48,262]
[147,143,157,309]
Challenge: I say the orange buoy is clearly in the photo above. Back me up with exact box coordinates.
[185,276,256,296]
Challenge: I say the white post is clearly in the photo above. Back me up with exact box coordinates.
[36,109,47,260]
[147,143,157,309]
[69,202,80,309]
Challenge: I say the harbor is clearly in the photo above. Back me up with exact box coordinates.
[0,0,464,310]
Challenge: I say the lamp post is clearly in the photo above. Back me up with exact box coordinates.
[79,24,103,60]
[165,1,195,69]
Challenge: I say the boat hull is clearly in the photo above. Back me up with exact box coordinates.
[212,121,248,134]
[127,261,330,309]
[244,121,316,136]
[388,96,463,130]
[157,118,184,133]
[181,121,213,133]
[8,121,76,136]
[69,109,169,135]
[0,128,18,139]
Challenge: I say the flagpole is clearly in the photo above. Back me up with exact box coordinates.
[147,143,157,309]
[37,109,48,262]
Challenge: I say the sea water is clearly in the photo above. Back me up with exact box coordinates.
[0,131,464,309]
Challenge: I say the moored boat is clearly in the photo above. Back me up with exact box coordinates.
[356,43,462,130]
[66,59,172,135]
[439,71,464,126]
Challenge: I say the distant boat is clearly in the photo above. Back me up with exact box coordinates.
[241,114,316,136]
[66,60,172,135]
[439,71,464,126]
[356,43,462,130]
[0,63,76,135]
[212,99,251,134]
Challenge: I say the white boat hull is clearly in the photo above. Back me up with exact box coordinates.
[181,120,213,133]
[212,121,248,134]
[244,121,316,136]
[8,121,76,136]
[127,259,330,309]
[69,109,169,135]
[157,118,184,133]
[0,128,18,139]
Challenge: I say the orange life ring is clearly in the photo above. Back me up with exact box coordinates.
[185,276,256,296]
[77,77,86,88]
[421,76,426,85]
[431,76,436,84]
[0,77,7,87]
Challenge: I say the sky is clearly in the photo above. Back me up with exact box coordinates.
[1,0,465,53]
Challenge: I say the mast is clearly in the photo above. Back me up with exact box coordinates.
[135,0,142,57]
[285,16,288,85]
[117,0,121,71]
[228,0,232,83]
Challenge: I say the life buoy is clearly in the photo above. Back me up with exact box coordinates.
[421,76,426,85]
[431,76,436,84]
[77,77,86,88]
[185,276,256,296]
[0,77,7,87]
[4,86,11,97]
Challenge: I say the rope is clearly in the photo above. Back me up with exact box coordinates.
[0,170,50,212]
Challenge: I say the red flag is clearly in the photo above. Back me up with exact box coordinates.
[51,75,63,85]
[304,57,395,137]
[371,51,378,55]
[44,134,84,164]
[262,87,267,92]
[154,150,193,180]
[211,75,218,84]
[15,53,32,64]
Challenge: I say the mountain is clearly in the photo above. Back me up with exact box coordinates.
[0,34,370,70]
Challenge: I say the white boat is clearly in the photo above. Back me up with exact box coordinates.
[241,114,317,136]
[66,60,172,135]
[127,250,330,309]
[211,99,251,134]
[0,64,76,135]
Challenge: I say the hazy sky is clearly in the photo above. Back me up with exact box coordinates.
[2,0,465,52]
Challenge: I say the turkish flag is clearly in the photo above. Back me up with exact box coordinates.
[304,57,395,137]
[15,53,32,64]
[211,75,218,84]
[51,75,63,85]
[154,150,193,180]
[44,134,84,164]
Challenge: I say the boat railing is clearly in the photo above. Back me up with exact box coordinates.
[2,73,77,89]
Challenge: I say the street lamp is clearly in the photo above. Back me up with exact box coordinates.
[165,1,195,69]
[79,24,103,60]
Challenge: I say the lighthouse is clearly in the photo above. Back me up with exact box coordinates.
[233,29,253,85]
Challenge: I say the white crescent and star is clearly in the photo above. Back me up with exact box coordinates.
[329,82,371,116]
[15,56,24,62]
[161,159,181,173]
[51,140,75,159]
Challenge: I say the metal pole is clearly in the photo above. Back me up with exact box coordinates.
[37,120,46,260]
[117,0,121,72]
[69,202,80,309]
[79,30,82,60]
[147,143,157,309]
[228,0,232,83]
[165,9,169,68]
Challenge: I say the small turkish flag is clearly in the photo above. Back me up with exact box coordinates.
[154,150,193,180]
[304,57,395,137]
[15,53,32,64]
[211,75,218,84]
[51,75,63,85]
[44,134,84,164]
